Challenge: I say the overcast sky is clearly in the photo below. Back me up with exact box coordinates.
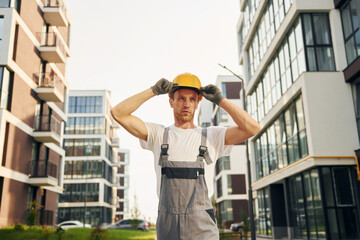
[65,0,240,222]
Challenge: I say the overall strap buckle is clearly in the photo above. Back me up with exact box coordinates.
[161,144,169,156]
[198,145,207,157]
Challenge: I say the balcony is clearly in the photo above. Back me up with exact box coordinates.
[43,0,69,26]
[35,72,65,102]
[33,115,61,144]
[111,137,120,148]
[37,32,67,63]
[28,160,58,187]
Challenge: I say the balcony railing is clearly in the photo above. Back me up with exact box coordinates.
[37,209,54,226]
[35,115,61,136]
[37,32,66,62]
[30,160,57,178]
[35,72,65,102]
[43,0,69,26]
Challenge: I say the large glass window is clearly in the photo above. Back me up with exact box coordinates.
[321,167,360,239]
[247,0,293,78]
[256,188,272,236]
[64,160,113,183]
[247,18,305,122]
[341,0,360,65]
[0,67,13,111]
[289,169,325,239]
[302,13,335,71]
[64,138,101,156]
[217,177,223,198]
[65,117,105,135]
[68,96,103,113]
[219,200,233,222]
[59,183,99,203]
[254,96,307,180]
[216,156,230,174]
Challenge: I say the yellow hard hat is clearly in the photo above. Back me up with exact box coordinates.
[169,73,203,101]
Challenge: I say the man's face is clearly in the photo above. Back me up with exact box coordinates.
[169,88,200,123]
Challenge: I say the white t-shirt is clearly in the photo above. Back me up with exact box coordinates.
[140,122,233,198]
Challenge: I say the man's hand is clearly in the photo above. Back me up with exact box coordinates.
[151,78,178,95]
[200,84,225,105]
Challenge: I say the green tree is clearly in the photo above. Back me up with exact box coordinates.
[130,193,142,230]
[240,210,250,240]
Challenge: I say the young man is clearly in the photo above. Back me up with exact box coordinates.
[111,73,260,240]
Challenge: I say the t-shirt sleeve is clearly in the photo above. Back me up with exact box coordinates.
[139,122,164,152]
[208,126,233,160]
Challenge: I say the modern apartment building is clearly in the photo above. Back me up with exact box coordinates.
[0,0,71,227]
[238,0,360,239]
[114,149,130,221]
[58,90,120,226]
[198,75,248,229]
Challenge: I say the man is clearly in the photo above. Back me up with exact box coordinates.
[111,73,260,240]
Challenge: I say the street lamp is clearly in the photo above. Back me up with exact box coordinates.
[218,63,256,240]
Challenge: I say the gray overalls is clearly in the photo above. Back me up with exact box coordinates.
[156,127,219,240]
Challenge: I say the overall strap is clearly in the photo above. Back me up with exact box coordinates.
[158,127,170,165]
[197,128,213,164]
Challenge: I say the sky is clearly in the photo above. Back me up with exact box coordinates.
[65,0,241,223]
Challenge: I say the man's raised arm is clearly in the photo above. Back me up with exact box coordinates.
[200,84,260,145]
[110,78,177,141]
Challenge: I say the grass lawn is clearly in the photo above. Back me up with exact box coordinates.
[0,227,157,240]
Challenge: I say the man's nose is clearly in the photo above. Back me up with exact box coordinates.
[183,99,191,107]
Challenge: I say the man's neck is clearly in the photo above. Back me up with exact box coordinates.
[174,121,197,129]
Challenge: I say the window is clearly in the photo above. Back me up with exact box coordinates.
[219,200,233,222]
[217,177,222,198]
[0,67,13,111]
[59,183,99,203]
[64,138,101,156]
[247,0,293,78]
[302,13,335,71]
[341,0,360,65]
[256,188,271,236]
[352,80,360,142]
[68,96,103,113]
[254,96,307,180]
[65,117,105,135]
[216,156,230,174]
[289,169,326,239]
[321,167,360,239]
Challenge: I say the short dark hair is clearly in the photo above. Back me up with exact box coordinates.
[169,87,200,99]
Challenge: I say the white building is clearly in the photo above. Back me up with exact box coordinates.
[58,90,120,226]
[199,75,249,229]
[238,0,360,239]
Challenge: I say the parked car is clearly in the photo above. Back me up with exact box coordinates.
[106,219,149,231]
[230,221,244,232]
[57,220,91,230]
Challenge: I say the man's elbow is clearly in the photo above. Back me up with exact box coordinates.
[248,123,261,137]
[110,108,124,124]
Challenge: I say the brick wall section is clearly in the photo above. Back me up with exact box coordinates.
[19,0,44,40]
[11,74,38,127]
[14,27,41,84]
[4,123,33,175]
[0,178,29,226]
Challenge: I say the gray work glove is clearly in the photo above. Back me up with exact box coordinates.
[200,84,225,105]
[151,78,178,95]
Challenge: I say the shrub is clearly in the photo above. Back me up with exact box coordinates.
[90,226,108,240]
[13,223,25,231]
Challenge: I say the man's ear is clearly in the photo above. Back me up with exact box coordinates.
[169,98,174,108]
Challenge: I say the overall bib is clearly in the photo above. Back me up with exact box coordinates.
[156,127,219,240]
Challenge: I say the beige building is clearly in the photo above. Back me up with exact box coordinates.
[0,0,71,226]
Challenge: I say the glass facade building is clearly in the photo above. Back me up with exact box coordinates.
[57,90,120,226]
[238,0,360,239]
